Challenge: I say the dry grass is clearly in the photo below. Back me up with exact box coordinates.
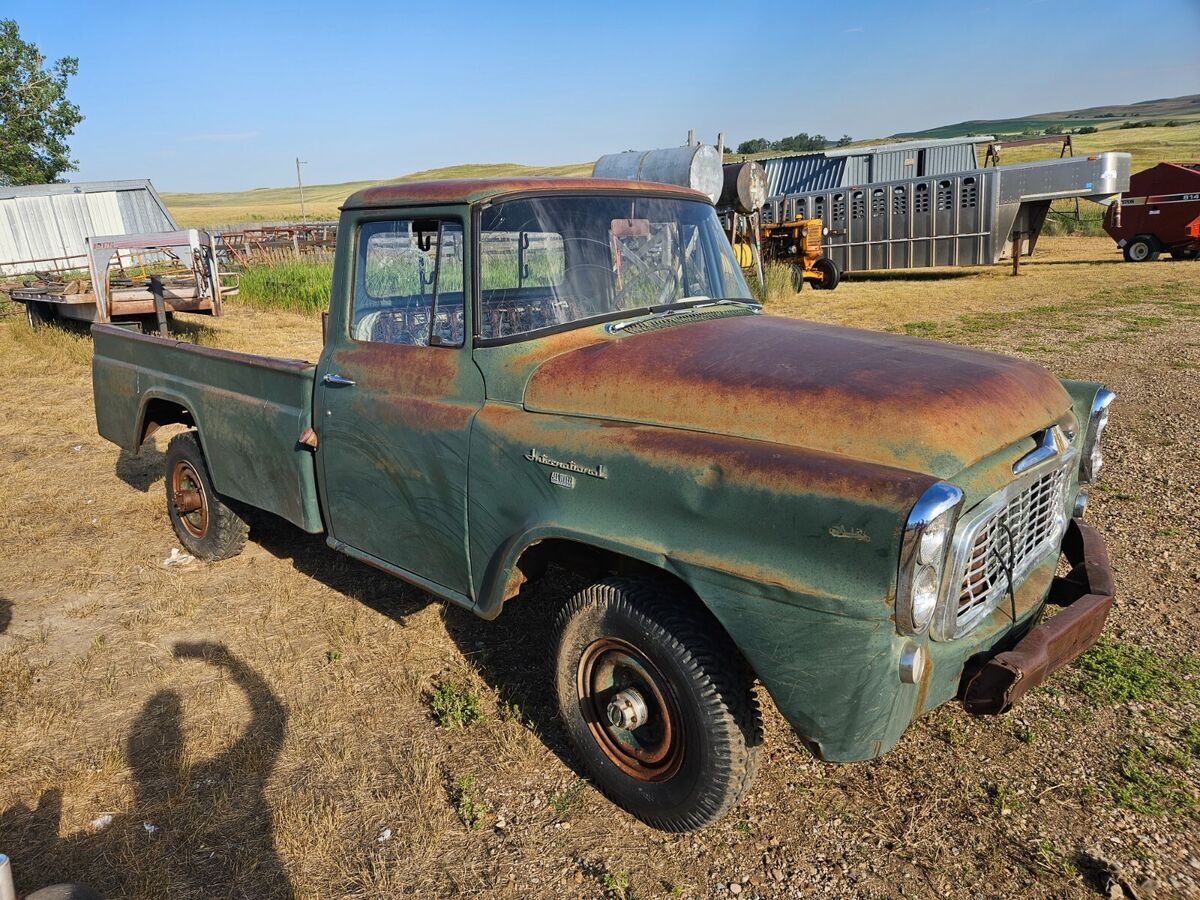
[0,237,1198,898]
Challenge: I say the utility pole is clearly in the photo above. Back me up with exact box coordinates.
[295,157,308,223]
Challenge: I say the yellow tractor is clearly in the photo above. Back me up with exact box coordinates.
[761,217,840,290]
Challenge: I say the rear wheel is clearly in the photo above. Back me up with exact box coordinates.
[810,256,840,290]
[553,577,762,831]
[1124,236,1159,262]
[164,431,247,560]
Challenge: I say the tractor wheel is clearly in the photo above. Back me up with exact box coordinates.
[1124,237,1159,262]
[553,577,762,832]
[810,257,841,290]
[164,431,248,561]
[790,265,806,292]
[1170,247,1198,261]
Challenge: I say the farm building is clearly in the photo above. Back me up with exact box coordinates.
[0,179,177,276]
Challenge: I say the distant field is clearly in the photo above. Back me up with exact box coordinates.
[162,95,1200,228]
[163,161,592,227]
[896,94,1200,140]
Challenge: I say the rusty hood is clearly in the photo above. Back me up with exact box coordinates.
[522,314,1071,478]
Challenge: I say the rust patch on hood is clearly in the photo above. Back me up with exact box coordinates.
[523,315,1070,478]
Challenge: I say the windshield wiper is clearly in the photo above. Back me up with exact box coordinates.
[608,297,760,331]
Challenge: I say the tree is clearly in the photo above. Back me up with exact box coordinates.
[835,134,853,147]
[0,19,83,186]
[736,137,772,155]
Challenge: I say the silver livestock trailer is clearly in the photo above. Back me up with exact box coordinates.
[760,151,1131,273]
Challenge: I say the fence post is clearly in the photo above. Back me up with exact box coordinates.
[149,275,169,335]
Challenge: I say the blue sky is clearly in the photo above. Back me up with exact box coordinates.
[8,0,1199,192]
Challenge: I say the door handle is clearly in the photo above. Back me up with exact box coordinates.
[322,373,356,386]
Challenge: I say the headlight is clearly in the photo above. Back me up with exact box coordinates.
[1080,388,1115,484]
[897,482,964,635]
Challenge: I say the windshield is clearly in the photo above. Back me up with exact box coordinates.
[478,195,753,340]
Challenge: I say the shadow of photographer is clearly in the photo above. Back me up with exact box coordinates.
[0,641,293,899]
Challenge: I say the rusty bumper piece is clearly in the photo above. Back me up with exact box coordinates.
[962,519,1114,716]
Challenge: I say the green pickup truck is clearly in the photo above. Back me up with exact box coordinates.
[92,177,1117,831]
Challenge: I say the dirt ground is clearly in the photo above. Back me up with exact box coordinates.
[1,236,1198,899]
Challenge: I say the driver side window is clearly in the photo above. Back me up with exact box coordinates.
[352,219,464,346]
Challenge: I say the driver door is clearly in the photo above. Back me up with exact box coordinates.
[315,211,483,596]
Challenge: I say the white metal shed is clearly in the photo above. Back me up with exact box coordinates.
[0,179,177,276]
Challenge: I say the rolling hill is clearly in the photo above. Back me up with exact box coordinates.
[894,94,1200,140]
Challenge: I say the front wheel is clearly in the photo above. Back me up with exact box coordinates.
[790,264,806,292]
[553,577,762,831]
[1124,237,1159,262]
[164,431,248,560]
[1170,247,1198,261]
[810,256,840,290]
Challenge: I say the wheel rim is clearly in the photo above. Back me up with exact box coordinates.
[577,638,684,782]
[1130,242,1150,261]
[171,460,209,539]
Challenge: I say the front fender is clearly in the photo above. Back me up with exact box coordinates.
[468,402,935,627]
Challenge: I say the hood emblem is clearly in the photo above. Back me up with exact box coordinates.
[525,448,608,480]
[829,526,870,543]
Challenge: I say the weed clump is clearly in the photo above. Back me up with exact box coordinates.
[453,774,486,830]
[1071,636,1199,704]
[430,679,483,728]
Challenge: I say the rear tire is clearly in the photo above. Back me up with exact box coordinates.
[553,577,762,832]
[810,256,840,290]
[164,431,247,560]
[1124,236,1158,262]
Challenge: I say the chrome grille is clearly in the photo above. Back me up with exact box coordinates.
[955,464,1069,631]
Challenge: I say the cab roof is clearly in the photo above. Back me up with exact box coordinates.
[342,177,708,210]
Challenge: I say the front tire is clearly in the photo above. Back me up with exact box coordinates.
[810,256,840,290]
[553,577,762,831]
[1124,236,1159,262]
[164,431,247,560]
[1170,246,1198,261]
[790,264,806,292]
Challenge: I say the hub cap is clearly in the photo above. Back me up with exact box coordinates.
[577,639,684,782]
[171,460,209,539]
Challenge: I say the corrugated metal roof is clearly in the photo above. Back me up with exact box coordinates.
[0,179,177,275]
[761,136,990,199]
[760,155,845,196]
[822,135,993,158]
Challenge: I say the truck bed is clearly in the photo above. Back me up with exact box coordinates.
[92,324,323,532]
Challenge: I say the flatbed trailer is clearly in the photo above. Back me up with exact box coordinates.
[761,152,1131,273]
[7,229,236,328]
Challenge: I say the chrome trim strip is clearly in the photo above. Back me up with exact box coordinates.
[1080,388,1116,484]
[1013,426,1060,475]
